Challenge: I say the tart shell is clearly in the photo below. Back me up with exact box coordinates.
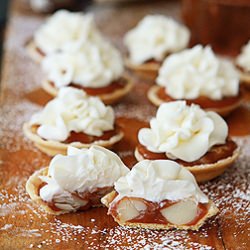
[125,58,160,81]
[148,85,242,116]
[42,75,134,105]
[101,191,218,231]
[134,146,240,183]
[23,122,124,156]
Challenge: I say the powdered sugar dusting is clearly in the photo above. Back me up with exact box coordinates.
[0,1,249,249]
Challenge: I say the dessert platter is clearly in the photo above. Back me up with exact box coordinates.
[0,1,249,249]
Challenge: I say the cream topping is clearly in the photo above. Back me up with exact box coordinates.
[30,87,115,141]
[42,40,124,88]
[124,15,190,65]
[138,101,228,162]
[34,10,102,54]
[39,146,129,210]
[236,40,250,73]
[157,45,239,100]
[114,160,208,203]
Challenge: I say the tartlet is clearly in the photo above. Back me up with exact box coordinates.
[148,45,242,116]
[26,10,100,63]
[102,160,218,230]
[235,40,250,86]
[124,15,190,80]
[134,101,239,182]
[26,146,129,215]
[23,87,123,156]
[40,40,133,105]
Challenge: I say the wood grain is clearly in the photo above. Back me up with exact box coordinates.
[0,0,249,249]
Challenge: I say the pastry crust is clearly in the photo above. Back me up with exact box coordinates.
[42,75,134,105]
[148,85,242,116]
[125,58,160,81]
[101,191,218,231]
[23,122,124,156]
[26,40,44,64]
[134,146,240,183]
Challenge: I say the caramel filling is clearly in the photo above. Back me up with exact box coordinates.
[110,195,208,226]
[64,126,120,144]
[38,182,112,212]
[50,78,127,95]
[157,87,241,109]
[144,59,162,65]
[32,124,120,144]
[137,139,237,167]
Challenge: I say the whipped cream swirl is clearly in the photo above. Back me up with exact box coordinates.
[42,40,124,88]
[40,146,129,211]
[138,101,228,162]
[30,87,115,141]
[157,45,239,100]
[34,10,102,54]
[114,160,208,203]
[236,40,250,73]
[124,15,190,65]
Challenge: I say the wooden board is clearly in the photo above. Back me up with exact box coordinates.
[0,0,249,249]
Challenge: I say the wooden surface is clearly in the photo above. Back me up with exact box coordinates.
[0,0,249,249]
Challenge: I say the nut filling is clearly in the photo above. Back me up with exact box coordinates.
[109,195,208,226]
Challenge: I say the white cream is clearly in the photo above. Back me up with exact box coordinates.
[138,101,228,162]
[114,160,208,203]
[30,87,115,141]
[236,40,250,73]
[157,45,239,100]
[42,40,124,88]
[124,15,190,65]
[34,10,102,54]
[39,146,130,211]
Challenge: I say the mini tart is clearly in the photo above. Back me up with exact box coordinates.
[42,75,134,105]
[23,123,123,156]
[148,85,242,116]
[134,140,239,182]
[101,191,218,231]
[26,40,45,64]
[26,167,111,215]
[125,58,160,81]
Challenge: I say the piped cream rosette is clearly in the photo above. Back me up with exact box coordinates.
[26,10,102,62]
[148,45,242,115]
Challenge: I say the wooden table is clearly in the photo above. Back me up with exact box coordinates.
[0,0,249,249]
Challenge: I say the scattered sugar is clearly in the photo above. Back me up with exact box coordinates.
[0,7,249,250]
[0,224,13,230]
